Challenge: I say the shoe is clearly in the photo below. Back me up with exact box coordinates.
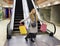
[30,39,35,42]
[25,38,28,41]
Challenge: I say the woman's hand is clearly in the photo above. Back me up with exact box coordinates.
[19,21,21,24]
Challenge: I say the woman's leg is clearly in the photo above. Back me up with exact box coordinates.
[30,38,35,42]
[25,33,35,42]
[25,33,36,42]
[30,33,37,42]
[33,33,37,38]
[30,33,35,42]
[25,34,30,41]
[25,33,31,41]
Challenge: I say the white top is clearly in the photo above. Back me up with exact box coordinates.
[28,22,38,33]
[20,17,38,33]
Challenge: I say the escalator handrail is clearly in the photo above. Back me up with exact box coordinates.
[10,0,16,30]
[43,16,56,34]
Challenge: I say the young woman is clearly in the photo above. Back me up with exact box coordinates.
[20,9,39,42]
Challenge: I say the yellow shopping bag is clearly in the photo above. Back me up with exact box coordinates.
[19,25,27,35]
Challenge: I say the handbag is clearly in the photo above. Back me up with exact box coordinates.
[40,23,47,32]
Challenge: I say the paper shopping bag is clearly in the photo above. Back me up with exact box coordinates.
[19,25,27,35]
[40,23,47,32]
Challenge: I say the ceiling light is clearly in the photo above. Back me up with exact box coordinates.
[47,3,51,6]
[54,1,60,5]
[43,5,46,7]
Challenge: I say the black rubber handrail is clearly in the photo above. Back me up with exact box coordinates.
[43,15,56,35]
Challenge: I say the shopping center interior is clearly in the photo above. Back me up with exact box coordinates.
[0,0,60,46]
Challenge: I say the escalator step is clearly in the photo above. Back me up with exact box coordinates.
[14,16,23,19]
[13,27,19,31]
[13,29,19,31]
[14,19,20,21]
[15,12,23,14]
[14,24,20,27]
[14,21,20,23]
[14,22,20,24]
[15,14,23,16]
[14,18,23,20]
[14,26,19,28]
[14,15,23,19]
[15,15,23,17]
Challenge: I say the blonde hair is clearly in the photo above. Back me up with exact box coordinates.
[29,9,38,22]
[30,9,36,14]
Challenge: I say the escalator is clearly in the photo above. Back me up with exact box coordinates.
[13,0,24,32]
[7,0,24,39]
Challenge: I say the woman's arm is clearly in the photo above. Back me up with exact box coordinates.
[20,16,30,23]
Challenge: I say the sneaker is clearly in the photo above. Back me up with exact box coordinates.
[30,39,35,42]
[25,38,28,41]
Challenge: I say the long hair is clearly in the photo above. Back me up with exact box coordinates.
[29,9,38,22]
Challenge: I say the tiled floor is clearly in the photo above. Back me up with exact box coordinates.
[0,19,60,46]
[7,35,60,46]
